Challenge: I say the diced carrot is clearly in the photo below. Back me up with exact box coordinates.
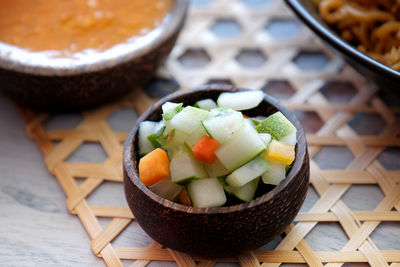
[242,114,250,119]
[139,148,170,186]
[192,135,220,164]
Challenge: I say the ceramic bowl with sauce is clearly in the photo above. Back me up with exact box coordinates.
[0,0,188,110]
[123,84,310,257]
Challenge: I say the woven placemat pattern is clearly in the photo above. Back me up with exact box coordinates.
[20,1,400,266]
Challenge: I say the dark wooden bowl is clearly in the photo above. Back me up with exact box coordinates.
[123,84,309,257]
[0,0,188,110]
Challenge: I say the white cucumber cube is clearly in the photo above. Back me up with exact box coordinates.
[187,178,227,208]
[280,131,297,146]
[225,177,259,202]
[169,106,209,134]
[215,122,266,171]
[195,99,217,111]
[217,90,264,111]
[138,121,157,155]
[258,133,272,146]
[162,102,183,121]
[170,148,207,184]
[150,177,183,201]
[185,125,207,147]
[261,159,287,185]
[202,109,244,144]
[164,129,188,151]
[204,159,229,178]
[226,157,270,187]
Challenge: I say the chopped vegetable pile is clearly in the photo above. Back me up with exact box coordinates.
[138,90,297,208]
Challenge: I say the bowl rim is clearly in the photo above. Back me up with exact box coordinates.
[123,84,308,214]
[285,0,400,79]
[0,0,188,76]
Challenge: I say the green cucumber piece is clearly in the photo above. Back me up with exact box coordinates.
[225,177,259,202]
[251,116,267,126]
[215,122,266,171]
[147,133,162,148]
[225,157,270,187]
[261,159,286,185]
[255,111,296,140]
[162,102,183,121]
[187,178,227,208]
[149,177,183,201]
[194,98,217,111]
[169,106,209,134]
[146,121,165,148]
[217,90,264,110]
[170,147,207,184]
[138,121,157,156]
[201,109,244,143]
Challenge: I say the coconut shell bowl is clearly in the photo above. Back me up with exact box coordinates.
[0,0,188,110]
[123,84,310,257]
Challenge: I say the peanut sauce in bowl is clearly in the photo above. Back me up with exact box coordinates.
[0,0,172,54]
[0,0,187,109]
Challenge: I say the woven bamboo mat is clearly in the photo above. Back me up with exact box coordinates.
[19,0,400,266]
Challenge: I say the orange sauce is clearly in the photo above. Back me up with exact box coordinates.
[0,0,172,54]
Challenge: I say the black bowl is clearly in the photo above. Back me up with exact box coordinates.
[0,0,188,110]
[285,0,400,94]
[123,84,310,257]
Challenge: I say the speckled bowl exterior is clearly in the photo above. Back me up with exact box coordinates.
[0,0,188,110]
[123,84,310,257]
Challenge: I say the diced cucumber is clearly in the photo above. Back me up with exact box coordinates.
[208,107,230,118]
[261,159,286,185]
[258,133,272,146]
[138,121,157,156]
[202,109,244,143]
[245,118,256,127]
[164,125,207,150]
[194,99,217,111]
[255,112,296,140]
[204,159,229,178]
[225,177,259,202]
[147,133,161,148]
[147,120,165,148]
[280,131,297,145]
[162,102,183,121]
[169,106,209,134]
[217,90,264,111]
[251,116,267,126]
[170,147,207,184]
[150,177,183,201]
[215,122,266,171]
[187,178,227,208]
[185,126,207,147]
[164,129,188,151]
[225,157,270,187]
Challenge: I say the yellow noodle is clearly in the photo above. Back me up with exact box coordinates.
[319,0,400,70]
